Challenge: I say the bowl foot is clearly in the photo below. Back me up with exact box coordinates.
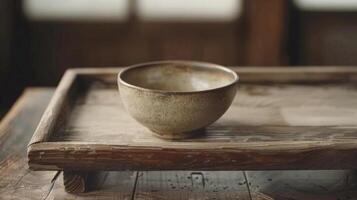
[150,128,205,140]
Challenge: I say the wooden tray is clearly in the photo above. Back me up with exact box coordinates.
[28,67,357,192]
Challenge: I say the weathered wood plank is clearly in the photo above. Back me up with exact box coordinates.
[27,141,357,170]
[3,86,357,199]
[0,88,58,199]
[0,88,138,198]
[28,70,78,146]
[0,88,54,154]
[57,84,357,143]
[63,171,89,193]
[28,79,357,170]
[70,66,357,83]
[134,171,251,200]
[246,170,357,200]
[47,171,138,199]
[62,83,357,143]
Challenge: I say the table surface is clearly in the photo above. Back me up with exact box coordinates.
[1,87,357,199]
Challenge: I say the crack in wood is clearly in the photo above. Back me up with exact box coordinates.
[130,171,139,200]
[42,171,61,200]
[243,171,253,200]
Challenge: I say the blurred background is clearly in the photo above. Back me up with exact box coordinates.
[1,0,357,117]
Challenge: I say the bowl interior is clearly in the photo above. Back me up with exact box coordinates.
[120,62,237,92]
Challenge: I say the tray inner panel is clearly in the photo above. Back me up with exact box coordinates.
[50,80,357,145]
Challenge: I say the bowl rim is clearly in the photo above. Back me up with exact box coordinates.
[118,60,239,94]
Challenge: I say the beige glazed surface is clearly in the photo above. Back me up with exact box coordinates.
[118,61,239,139]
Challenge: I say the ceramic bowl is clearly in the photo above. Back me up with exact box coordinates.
[118,61,239,139]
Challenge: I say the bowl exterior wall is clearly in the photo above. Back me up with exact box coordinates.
[118,82,237,136]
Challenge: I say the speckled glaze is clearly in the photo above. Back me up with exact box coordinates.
[118,61,239,139]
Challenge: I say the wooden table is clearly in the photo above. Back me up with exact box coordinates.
[1,87,357,199]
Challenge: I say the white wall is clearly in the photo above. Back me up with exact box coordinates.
[23,0,242,22]
[294,0,357,11]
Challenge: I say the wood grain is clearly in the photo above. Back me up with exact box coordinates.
[29,70,78,146]
[0,88,139,199]
[246,170,357,200]
[0,87,252,198]
[68,66,357,83]
[3,87,357,199]
[48,171,138,199]
[134,171,251,200]
[0,88,57,199]
[63,171,88,193]
[28,67,357,171]
[27,67,357,171]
